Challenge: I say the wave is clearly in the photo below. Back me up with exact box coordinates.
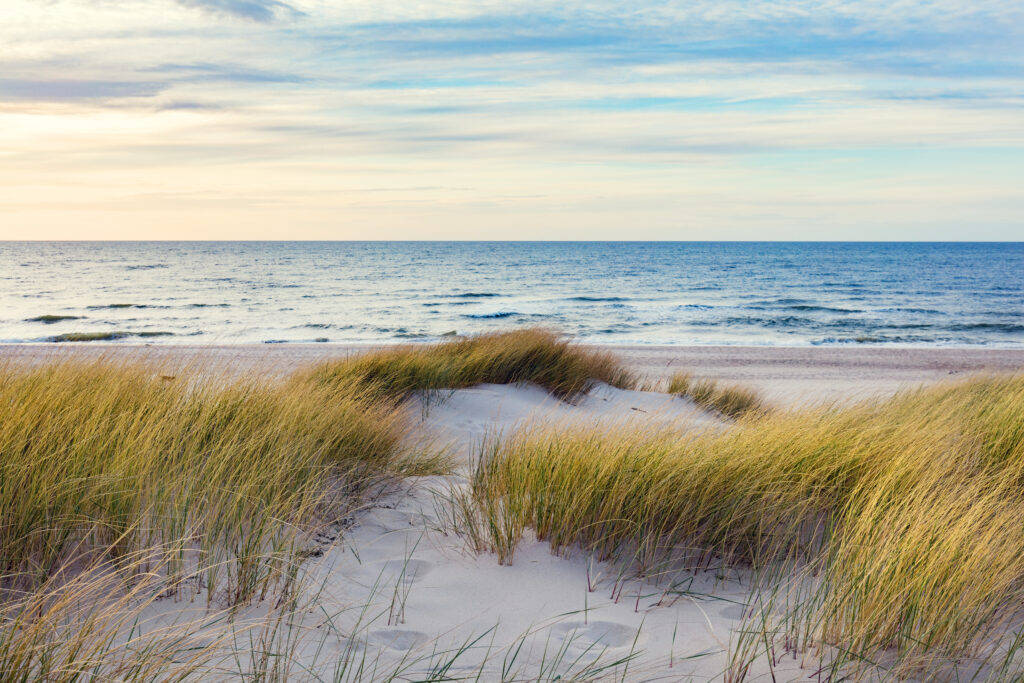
[25,314,84,324]
[125,264,169,270]
[875,307,945,315]
[948,323,1024,333]
[442,292,502,298]
[423,301,477,307]
[568,296,629,302]
[462,311,520,319]
[812,335,910,345]
[47,330,174,342]
[692,315,815,329]
[787,304,863,314]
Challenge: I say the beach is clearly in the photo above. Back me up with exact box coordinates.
[4,342,1024,402]
[3,335,1024,681]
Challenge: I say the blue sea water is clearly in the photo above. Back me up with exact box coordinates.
[1,242,1022,346]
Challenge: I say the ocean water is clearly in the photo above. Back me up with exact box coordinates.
[1,241,1022,347]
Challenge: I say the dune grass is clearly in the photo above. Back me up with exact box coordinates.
[668,371,767,418]
[465,375,1024,679]
[301,328,635,400]
[0,330,635,678]
[0,358,415,600]
[0,355,433,678]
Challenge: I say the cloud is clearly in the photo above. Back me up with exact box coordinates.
[0,0,1022,238]
[0,78,166,101]
[144,62,306,84]
[175,0,304,22]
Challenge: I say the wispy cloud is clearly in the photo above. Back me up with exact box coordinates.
[175,0,305,22]
[0,78,166,101]
[0,0,1022,238]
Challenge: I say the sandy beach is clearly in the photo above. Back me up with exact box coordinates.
[4,337,1024,680]
[4,342,1023,403]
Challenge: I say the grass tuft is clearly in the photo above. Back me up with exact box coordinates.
[668,371,767,418]
[301,328,635,400]
[0,357,412,602]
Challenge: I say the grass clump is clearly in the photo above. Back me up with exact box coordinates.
[668,371,766,418]
[0,358,410,602]
[0,333,630,677]
[302,328,634,400]
[466,375,1024,678]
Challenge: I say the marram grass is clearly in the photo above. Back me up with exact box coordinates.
[300,327,635,400]
[467,375,1024,679]
[668,370,767,418]
[0,357,412,603]
[0,329,634,679]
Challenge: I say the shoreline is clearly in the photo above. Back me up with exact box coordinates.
[3,342,1023,402]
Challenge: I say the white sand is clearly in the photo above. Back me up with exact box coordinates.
[128,383,795,680]
[296,384,778,680]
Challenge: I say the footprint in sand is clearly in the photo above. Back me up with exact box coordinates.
[549,620,639,650]
[370,558,433,584]
[361,508,421,532]
[718,603,749,621]
[367,629,429,651]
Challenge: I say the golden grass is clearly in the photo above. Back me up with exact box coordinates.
[0,358,410,602]
[668,371,767,418]
[467,375,1024,678]
[300,328,635,400]
[0,330,635,678]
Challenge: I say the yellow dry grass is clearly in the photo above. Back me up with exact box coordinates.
[300,328,634,400]
[0,329,634,679]
[468,375,1024,678]
[668,371,767,418]
[0,358,415,602]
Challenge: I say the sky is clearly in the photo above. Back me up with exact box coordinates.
[1,0,1023,240]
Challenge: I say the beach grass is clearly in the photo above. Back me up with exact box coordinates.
[0,330,634,678]
[300,327,635,400]
[465,375,1024,678]
[0,358,414,599]
[668,371,767,418]
[6,331,1024,679]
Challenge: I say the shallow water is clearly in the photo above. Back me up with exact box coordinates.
[1,241,1022,346]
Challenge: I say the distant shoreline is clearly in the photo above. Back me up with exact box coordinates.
[4,342,1023,403]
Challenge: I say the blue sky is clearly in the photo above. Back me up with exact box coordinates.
[1,0,1022,239]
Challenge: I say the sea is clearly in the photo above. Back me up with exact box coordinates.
[1,242,1022,347]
